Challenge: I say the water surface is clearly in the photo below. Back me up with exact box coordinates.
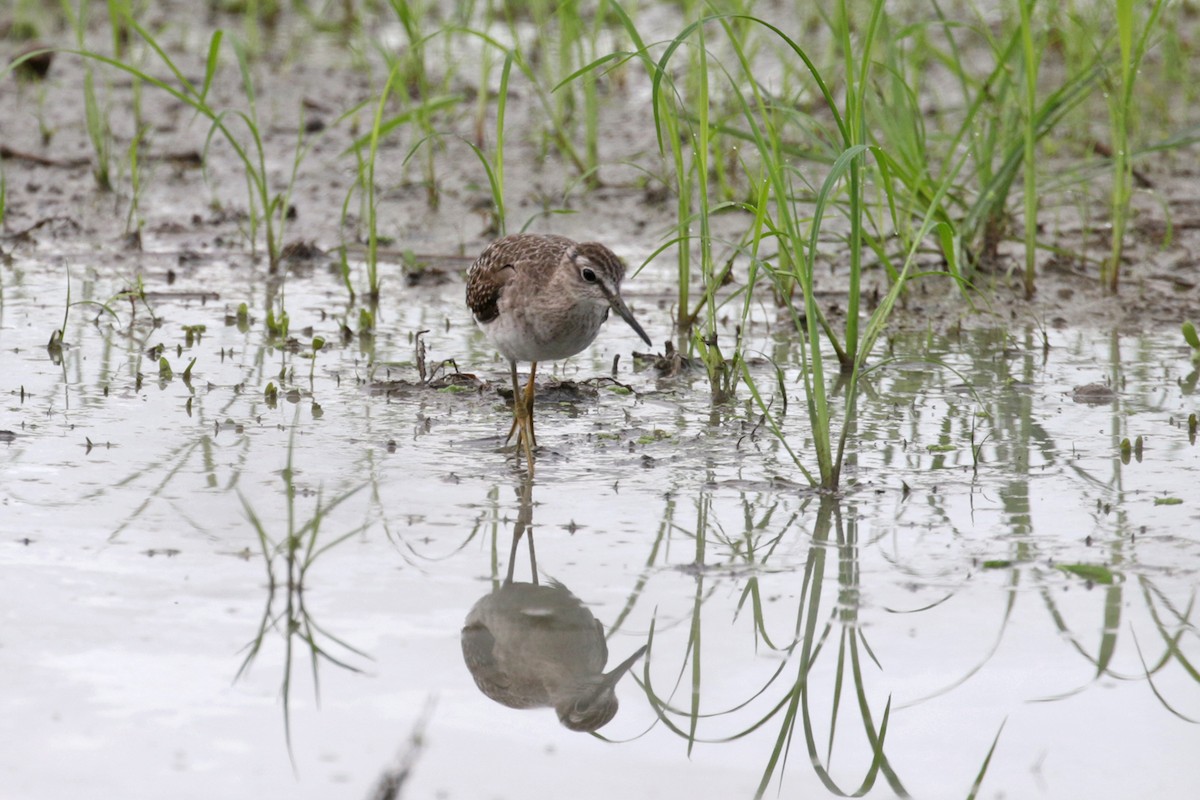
[2,251,1198,799]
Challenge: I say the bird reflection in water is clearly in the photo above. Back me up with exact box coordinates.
[461,478,647,732]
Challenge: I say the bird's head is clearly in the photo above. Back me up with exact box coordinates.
[563,243,652,347]
[554,644,647,732]
[557,683,621,732]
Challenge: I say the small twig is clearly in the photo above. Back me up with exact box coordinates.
[0,216,80,241]
[582,375,638,395]
[414,330,429,384]
[0,145,86,167]
[0,144,202,169]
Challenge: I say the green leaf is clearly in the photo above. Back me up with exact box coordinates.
[1058,564,1115,584]
[199,30,223,106]
[1183,321,1200,350]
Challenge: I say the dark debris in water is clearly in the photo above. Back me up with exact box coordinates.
[10,44,54,80]
[544,376,644,403]
[708,476,813,493]
[0,215,81,243]
[404,264,455,288]
[278,240,333,277]
[672,561,764,578]
[636,340,698,378]
[369,371,485,398]
[143,548,182,558]
[279,239,326,262]
[497,378,601,404]
[143,289,221,303]
[1072,382,1117,404]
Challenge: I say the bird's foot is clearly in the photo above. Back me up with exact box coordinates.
[504,365,539,475]
[505,402,537,474]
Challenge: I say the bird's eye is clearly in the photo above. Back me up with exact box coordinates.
[581,267,598,283]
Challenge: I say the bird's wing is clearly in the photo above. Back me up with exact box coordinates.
[461,621,511,690]
[466,234,575,323]
[594,618,609,665]
[465,253,514,324]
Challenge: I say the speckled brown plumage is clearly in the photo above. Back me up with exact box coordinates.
[466,233,575,325]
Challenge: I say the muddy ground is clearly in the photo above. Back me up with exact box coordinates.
[2,4,1198,340]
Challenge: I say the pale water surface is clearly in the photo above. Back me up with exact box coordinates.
[2,252,1199,800]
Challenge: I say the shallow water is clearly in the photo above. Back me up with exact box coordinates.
[2,250,1198,800]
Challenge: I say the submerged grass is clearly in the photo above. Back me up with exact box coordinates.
[620,4,961,489]
[555,0,1180,489]
[624,0,1185,488]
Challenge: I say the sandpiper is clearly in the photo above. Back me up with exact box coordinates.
[462,497,647,731]
[465,233,652,471]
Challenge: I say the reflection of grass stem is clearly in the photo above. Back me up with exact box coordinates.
[633,480,1026,798]
[782,500,905,797]
[368,696,438,800]
[965,720,1007,800]
[237,421,369,754]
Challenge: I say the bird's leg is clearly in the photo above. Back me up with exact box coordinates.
[504,363,538,445]
[505,361,522,446]
[516,362,537,471]
[506,361,536,473]
[523,362,538,448]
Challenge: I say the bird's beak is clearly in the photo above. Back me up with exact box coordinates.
[600,644,648,690]
[606,292,652,348]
